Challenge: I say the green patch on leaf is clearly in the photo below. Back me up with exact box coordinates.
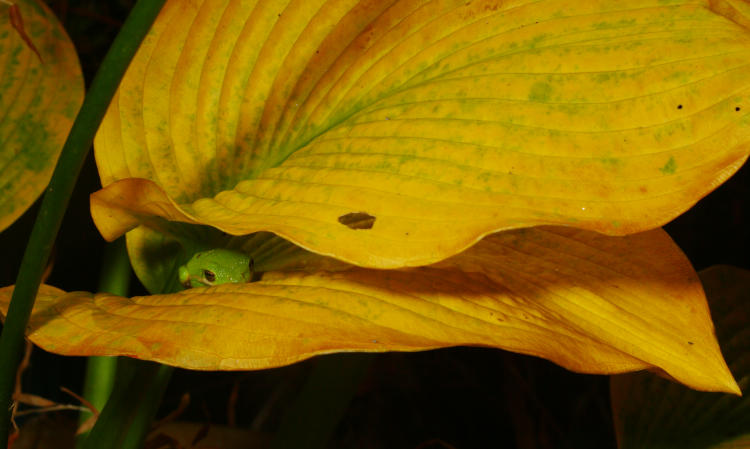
[528,82,553,102]
[660,156,677,175]
[600,157,622,167]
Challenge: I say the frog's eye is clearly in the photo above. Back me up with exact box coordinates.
[203,269,216,283]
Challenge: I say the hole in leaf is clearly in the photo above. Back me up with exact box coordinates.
[677,104,683,109]
[338,212,376,230]
[736,106,741,111]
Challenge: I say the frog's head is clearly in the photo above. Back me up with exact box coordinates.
[179,248,254,288]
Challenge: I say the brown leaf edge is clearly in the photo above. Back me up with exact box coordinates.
[5,2,44,63]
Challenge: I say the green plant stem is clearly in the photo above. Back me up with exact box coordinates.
[0,1,165,446]
[80,359,173,449]
[270,353,375,449]
[78,358,118,422]
[75,238,131,445]
[75,236,176,449]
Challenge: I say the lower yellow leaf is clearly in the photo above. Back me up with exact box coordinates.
[611,266,750,447]
[0,228,738,394]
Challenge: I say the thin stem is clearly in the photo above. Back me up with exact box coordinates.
[79,360,173,449]
[76,237,179,447]
[0,1,166,446]
[75,238,131,445]
[270,353,374,449]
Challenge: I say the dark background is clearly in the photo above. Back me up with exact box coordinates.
[1,1,747,447]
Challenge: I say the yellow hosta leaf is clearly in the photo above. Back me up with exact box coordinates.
[92,0,750,267]
[711,436,750,449]
[0,0,84,232]
[611,266,750,448]
[1,228,738,394]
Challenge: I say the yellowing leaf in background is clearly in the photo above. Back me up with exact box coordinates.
[0,0,84,232]
[92,0,750,267]
[0,228,739,394]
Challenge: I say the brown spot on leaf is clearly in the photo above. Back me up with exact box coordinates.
[338,212,376,230]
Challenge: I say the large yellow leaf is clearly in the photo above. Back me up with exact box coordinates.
[0,0,84,232]
[91,0,750,267]
[0,227,739,394]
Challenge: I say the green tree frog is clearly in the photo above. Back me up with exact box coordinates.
[178,248,254,288]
